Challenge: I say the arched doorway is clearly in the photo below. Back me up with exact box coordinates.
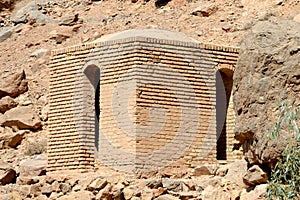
[84,64,100,152]
[216,67,233,160]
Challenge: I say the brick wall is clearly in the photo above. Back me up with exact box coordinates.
[48,32,241,173]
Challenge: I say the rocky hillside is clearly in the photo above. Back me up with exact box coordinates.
[0,0,299,199]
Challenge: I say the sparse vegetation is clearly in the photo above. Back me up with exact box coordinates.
[23,138,47,156]
[267,100,300,200]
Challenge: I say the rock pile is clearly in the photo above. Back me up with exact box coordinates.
[0,161,268,200]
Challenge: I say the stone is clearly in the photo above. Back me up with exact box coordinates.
[243,165,268,186]
[59,183,71,194]
[123,185,140,200]
[144,179,162,189]
[17,176,38,185]
[30,48,50,59]
[161,179,182,192]
[49,28,72,44]
[95,183,112,200]
[11,2,38,24]
[27,10,56,26]
[225,159,248,188]
[41,184,52,195]
[240,184,267,200]
[233,17,300,168]
[57,191,94,200]
[7,132,24,148]
[202,184,240,200]
[0,128,26,149]
[0,69,28,98]
[111,182,125,200]
[59,13,79,26]
[141,188,154,200]
[0,160,16,185]
[154,194,180,200]
[0,96,18,113]
[51,181,60,192]
[0,27,13,42]
[293,14,300,23]
[29,183,42,197]
[87,177,107,191]
[18,154,47,177]
[192,165,217,176]
[216,164,230,177]
[0,106,42,130]
[191,3,218,17]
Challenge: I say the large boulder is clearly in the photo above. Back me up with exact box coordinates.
[243,165,268,186]
[233,17,300,167]
[0,106,41,130]
[0,69,28,98]
[18,154,47,177]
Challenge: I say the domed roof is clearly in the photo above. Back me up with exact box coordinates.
[93,28,199,43]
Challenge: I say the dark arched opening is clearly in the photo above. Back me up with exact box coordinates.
[84,65,100,152]
[216,69,233,160]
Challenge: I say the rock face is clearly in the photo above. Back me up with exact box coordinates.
[233,17,300,167]
[0,106,41,129]
[0,69,28,98]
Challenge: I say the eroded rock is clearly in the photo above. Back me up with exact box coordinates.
[0,106,41,130]
[0,96,18,113]
[0,160,16,185]
[243,165,268,186]
[18,154,47,177]
[0,27,13,42]
[0,69,28,98]
[233,17,300,167]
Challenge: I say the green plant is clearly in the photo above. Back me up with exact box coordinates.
[266,100,300,200]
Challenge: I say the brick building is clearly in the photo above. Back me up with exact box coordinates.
[48,29,242,173]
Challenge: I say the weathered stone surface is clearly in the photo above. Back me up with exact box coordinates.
[30,48,50,58]
[57,191,94,200]
[95,183,112,200]
[240,184,267,200]
[58,13,79,26]
[18,154,47,177]
[0,106,41,130]
[154,194,180,200]
[225,159,248,188]
[202,184,240,200]
[49,27,72,44]
[0,27,13,42]
[111,182,125,200]
[144,179,162,189]
[0,127,25,149]
[233,17,300,167]
[0,161,16,185]
[10,1,56,25]
[27,10,56,26]
[0,70,28,98]
[87,177,107,191]
[0,96,18,113]
[191,3,218,17]
[192,165,217,176]
[243,165,268,186]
